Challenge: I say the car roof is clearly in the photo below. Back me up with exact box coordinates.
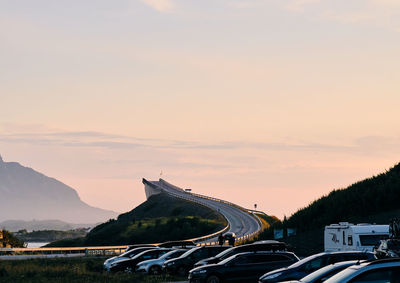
[229,251,295,258]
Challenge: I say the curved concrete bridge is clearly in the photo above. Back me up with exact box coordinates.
[143,178,262,244]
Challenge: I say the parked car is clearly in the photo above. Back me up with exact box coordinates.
[163,246,230,276]
[158,240,196,248]
[324,258,400,283]
[279,260,362,283]
[107,248,172,272]
[136,249,188,275]
[125,244,158,252]
[259,251,376,282]
[104,246,157,270]
[194,241,288,268]
[189,251,299,283]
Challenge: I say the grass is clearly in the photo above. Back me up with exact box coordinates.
[0,257,186,283]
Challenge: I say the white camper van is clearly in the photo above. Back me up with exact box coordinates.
[324,222,389,252]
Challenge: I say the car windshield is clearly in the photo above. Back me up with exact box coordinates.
[179,247,199,258]
[300,261,357,282]
[212,247,235,259]
[218,254,241,265]
[160,250,182,260]
[120,249,138,257]
[287,254,319,268]
[133,249,157,259]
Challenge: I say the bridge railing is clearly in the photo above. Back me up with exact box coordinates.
[0,245,128,257]
[158,179,264,245]
[156,187,231,244]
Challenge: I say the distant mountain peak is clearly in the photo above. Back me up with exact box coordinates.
[0,156,118,223]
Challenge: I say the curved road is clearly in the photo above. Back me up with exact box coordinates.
[144,179,261,243]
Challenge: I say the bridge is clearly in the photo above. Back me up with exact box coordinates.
[143,178,262,245]
[0,179,264,258]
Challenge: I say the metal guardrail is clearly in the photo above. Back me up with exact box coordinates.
[0,246,128,256]
[157,179,263,246]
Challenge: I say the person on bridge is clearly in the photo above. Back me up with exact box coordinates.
[218,234,224,246]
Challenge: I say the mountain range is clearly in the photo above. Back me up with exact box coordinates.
[0,155,118,224]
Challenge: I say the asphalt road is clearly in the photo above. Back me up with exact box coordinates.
[148,180,261,243]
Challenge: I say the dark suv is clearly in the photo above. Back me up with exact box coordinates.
[194,241,288,268]
[163,246,230,276]
[259,251,376,282]
[189,251,299,283]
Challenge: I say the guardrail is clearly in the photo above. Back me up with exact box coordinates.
[0,245,128,257]
[157,179,263,246]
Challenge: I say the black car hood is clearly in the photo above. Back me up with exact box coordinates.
[260,266,288,278]
[191,263,220,273]
[198,257,218,264]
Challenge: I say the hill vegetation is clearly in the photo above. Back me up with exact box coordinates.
[14,229,88,243]
[257,162,400,256]
[0,220,94,232]
[47,192,227,247]
[0,229,24,248]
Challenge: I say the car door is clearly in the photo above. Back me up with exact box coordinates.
[223,254,253,282]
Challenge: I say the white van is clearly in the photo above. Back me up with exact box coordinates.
[324,222,388,252]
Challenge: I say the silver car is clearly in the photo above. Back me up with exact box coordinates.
[136,249,187,274]
[104,247,157,271]
[324,258,400,283]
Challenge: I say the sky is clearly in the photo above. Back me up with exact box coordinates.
[1,0,400,219]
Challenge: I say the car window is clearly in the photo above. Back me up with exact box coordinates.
[359,235,388,246]
[327,254,343,264]
[268,254,293,261]
[248,254,272,264]
[251,254,291,263]
[191,249,206,259]
[232,256,251,265]
[304,257,326,272]
[142,254,154,259]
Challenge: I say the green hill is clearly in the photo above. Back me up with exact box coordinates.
[47,192,227,247]
[257,162,400,256]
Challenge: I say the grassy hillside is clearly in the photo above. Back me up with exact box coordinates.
[257,162,400,256]
[0,257,185,283]
[47,192,227,247]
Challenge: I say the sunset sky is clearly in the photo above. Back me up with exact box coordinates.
[1,0,400,218]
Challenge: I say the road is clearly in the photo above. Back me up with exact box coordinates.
[145,179,261,243]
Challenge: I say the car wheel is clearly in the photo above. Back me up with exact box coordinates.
[207,275,221,283]
[125,267,133,273]
[149,265,161,275]
[177,266,187,276]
